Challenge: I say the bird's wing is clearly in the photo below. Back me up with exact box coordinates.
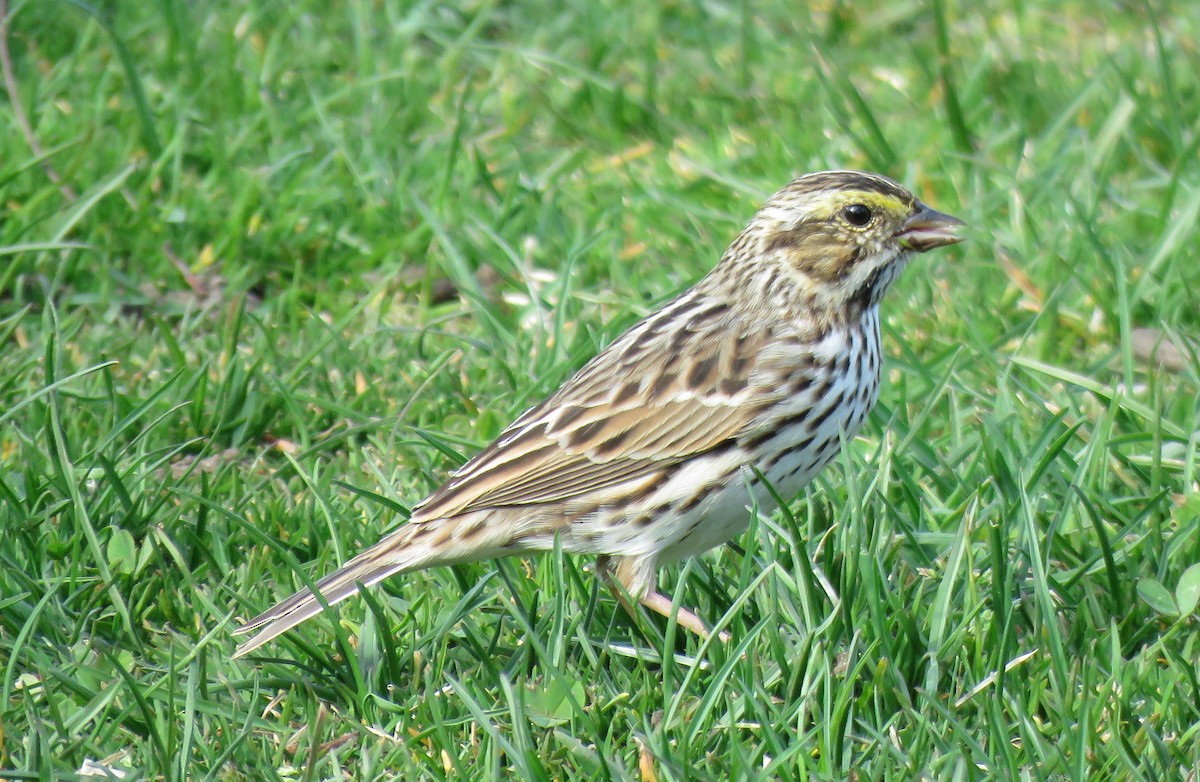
[413,304,777,520]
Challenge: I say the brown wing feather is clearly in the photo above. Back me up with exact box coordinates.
[413,301,778,519]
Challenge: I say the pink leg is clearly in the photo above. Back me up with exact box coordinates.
[596,555,729,641]
[637,590,718,637]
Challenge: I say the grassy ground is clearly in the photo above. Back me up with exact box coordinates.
[2,0,1199,779]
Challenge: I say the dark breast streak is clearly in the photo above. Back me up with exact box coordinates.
[741,309,882,498]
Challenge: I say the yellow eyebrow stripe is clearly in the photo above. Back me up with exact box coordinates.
[827,191,908,218]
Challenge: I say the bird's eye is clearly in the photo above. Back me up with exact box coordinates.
[842,203,872,226]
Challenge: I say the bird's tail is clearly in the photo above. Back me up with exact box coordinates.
[232,515,508,658]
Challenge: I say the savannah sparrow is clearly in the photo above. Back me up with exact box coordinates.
[233,170,963,657]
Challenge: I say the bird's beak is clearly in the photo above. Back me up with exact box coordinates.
[896,203,965,252]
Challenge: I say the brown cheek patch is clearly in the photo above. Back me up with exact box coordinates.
[772,227,857,283]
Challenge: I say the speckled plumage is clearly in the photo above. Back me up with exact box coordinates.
[233,170,963,657]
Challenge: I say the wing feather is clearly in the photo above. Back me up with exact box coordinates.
[413,304,778,520]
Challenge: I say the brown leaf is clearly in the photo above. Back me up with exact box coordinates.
[636,738,657,782]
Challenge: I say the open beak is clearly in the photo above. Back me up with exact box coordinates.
[896,202,965,252]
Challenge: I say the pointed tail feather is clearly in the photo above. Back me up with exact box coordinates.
[233,515,506,658]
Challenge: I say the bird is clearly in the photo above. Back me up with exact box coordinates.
[232,170,963,658]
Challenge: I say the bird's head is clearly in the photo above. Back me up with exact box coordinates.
[730,170,964,314]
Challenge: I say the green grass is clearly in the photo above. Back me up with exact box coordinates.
[2,0,1199,779]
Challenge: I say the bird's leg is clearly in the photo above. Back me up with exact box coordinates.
[594,555,637,618]
[637,590,715,637]
[596,554,725,640]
